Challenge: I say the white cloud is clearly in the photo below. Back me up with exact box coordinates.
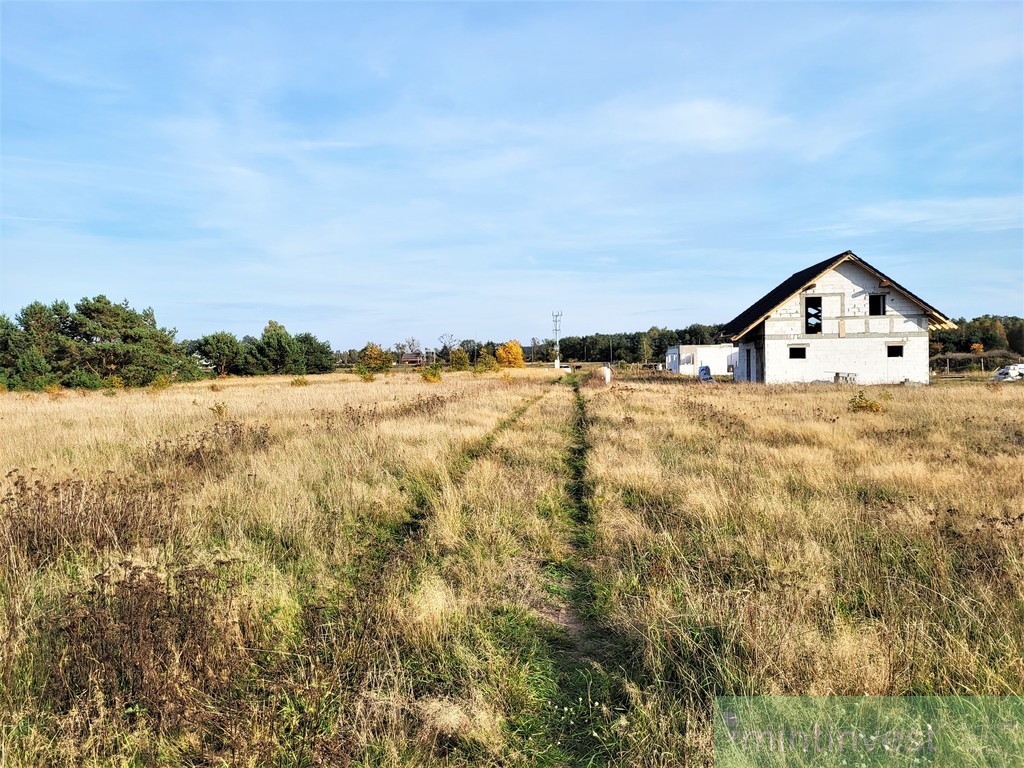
[807,196,1023,236]
[599,99,791,153]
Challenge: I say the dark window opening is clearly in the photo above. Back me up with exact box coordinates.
[805,297,822,334]
[887,345,904,358]
[869,294,887,316]
[789,347,806,359]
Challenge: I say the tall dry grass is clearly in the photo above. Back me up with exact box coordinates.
[2,370,1019,766]
[0,370,575,765]
[584,378,1024,761]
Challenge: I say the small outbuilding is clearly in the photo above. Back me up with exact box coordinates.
[665,344,738,377]
[719,251,956,385]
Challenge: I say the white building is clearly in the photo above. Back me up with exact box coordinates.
[665,344,738,376]
[720,251,956,385]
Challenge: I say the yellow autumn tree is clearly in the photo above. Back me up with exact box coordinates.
[496,340,526,368]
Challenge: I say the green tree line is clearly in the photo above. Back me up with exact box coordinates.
[186,321,335,378]
[522,324,724,364]
[0,297,201,390]
[930,315,1024,355]
[0,297,336,391]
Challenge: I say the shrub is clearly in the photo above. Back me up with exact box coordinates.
[848,390,884,413]
[63,368,104,390]
[421,363,443,383]
[290,376,310,387]
[358,342,395,373]
[354,363,376,383]
[474,353,500,373]
[449,347,470,371]
[150,374,172,392]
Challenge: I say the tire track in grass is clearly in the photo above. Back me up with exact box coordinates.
[271,387,553,762]
[528,378,704,768]
[316,387,554,668]
[534,376,658,766]
[386,390,538,552]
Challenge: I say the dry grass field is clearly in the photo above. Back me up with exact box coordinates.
[1,370,1021,766]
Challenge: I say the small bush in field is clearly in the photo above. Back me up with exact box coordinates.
[421,363,443,383]
[291,376,310,387]
[150,374,172,392]
[474,353,500,373]
[449,347,470,371]
[354,363,375,383]
[848,390,884,413]
[44,383,65,401]
[209,382,224,392]
[209,401,228,420]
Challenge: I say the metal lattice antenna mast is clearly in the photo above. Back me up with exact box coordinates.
[552,311,562,368]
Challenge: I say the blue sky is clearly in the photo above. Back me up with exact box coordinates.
[1,1,1021,350]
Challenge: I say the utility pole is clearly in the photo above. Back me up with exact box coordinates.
[552,311,562,369]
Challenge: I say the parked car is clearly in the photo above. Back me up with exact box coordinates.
[990,364,1024,382]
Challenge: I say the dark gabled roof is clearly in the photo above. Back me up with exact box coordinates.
[719,250,957,341]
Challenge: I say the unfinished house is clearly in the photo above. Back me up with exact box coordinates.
[719,251,957,385]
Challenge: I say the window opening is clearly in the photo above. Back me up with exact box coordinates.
[805,297,822,334]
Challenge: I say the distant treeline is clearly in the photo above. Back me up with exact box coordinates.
[930,315,1024,355]
[523,324,724,364]
[3,297,1020,391]
[0,297,334,391]
[329,324,725,367]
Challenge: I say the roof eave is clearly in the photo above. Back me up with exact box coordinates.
[722,252,958,338]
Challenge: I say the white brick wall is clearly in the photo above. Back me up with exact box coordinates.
[666,344,738,376]
[764,335,930,384]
